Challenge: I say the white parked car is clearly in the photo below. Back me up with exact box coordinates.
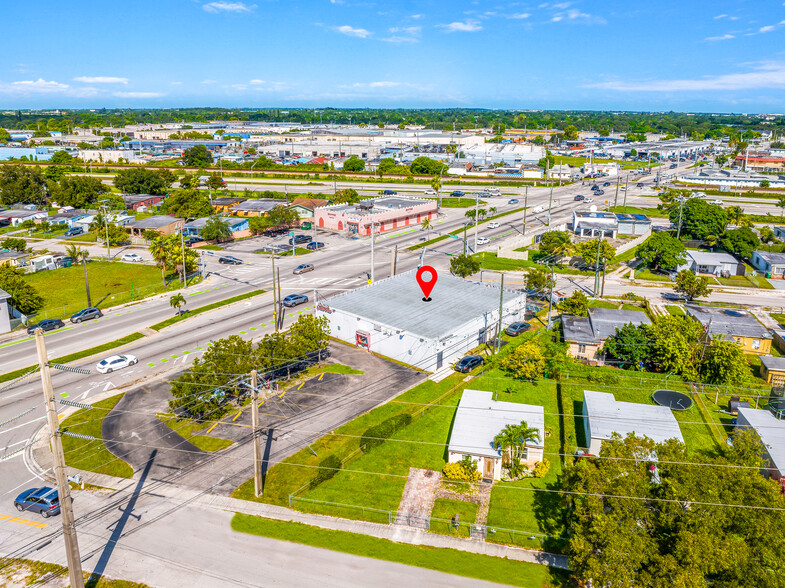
[709,199,723,205]
[477,237,490,245]
[120,253,143,263]
[96,354,138,374]
[584,198,594,203]
[424,188,437,196]
[488,221,500,228]
[532,205,545,213]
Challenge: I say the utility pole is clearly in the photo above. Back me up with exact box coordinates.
[495,274,505,354]
[593,234,602,297]
[370,221,376,283]
[99,201,111,260]
[463,222,468,255]
[276,268,283,330]
[546,264,555,330]
[622,174,629,208]
[390,245,397,277]
[613,176,620,208]
[251,369,263,496]
[36,331,84,588]
[676,197,685,239]
[271,252,278,331]
[473,191,480,250]
[522,186,528,235]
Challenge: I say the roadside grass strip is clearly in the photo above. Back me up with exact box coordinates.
[150,289,265,331]
[0,326,76,350]
[0,332,146,384]
[230,515,568,588]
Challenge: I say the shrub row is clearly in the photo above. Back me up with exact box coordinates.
[309,455,342,490]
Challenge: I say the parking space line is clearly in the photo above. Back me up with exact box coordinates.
[206,422,218,433]
[297,382,304,390]
[279,390,286,398]
[0,514,48,529]
[232,410,243,421]
[318,373,324,381]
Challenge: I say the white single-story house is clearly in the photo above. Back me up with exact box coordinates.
[447,389,545,481]
[736,407,785,482]
[677,250,743,277]
[582,390,684,455]
[750,251,785,279]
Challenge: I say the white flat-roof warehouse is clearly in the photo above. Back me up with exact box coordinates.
[316,271,526,372]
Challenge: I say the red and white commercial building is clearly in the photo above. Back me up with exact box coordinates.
[314,196,437,236]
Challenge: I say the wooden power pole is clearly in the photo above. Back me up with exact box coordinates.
[35,330,85,588]
[250,369,263,496]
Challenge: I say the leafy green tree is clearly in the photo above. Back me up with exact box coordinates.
[759,226,775,244]
[701,338,750,384]
[159,189,213,218]
[179,173,196,189]
[538,230,572,258]
[635,232,687,270]
[525,266,555,292]
[286,314,330,357]
[333,188,359,204]
[722,227,759,258]
[206,173,224,190]
[0,265,44,314]
[1,237,26,252]
[113,167,169,195]
[559,290,589,317]
[0,128,10,142]
[562,124,578,141]
[0,164,47,205]
[669,198,728,240]
[537,151,555,170]
[760,180,770,188]
[49,150,73,165]
[777,197,785,221]
[674,269,711,301]
[449,253,480,278]
[342,155,365,172]
[169,293,186,316]
[603,323,650,369]
[148,236,170,287]
[499,341,546,380]
[49,175,108,208]
[409,156,446,175]
[64,244,91,307]
[574,239,616,267]
[182,145,213,167]
[646,314,703,380]
[200,216,232,242]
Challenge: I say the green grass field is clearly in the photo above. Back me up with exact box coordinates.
[429,498,478,538]
[608,205,667,217]
[434,197,486,208]
[231,514,569,587]
[157,414,234,452]
[60,394,134,478]
[24,261,166,315]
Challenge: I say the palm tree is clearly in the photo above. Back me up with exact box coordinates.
[493,421,541,465]
[421,217,433,240]
[704,234,719,249]
[169,293,186,316]
[464,209,477,221]
[489,206,497,216]
[65,244,91,307]
[778,197,785,222]
[148,236,169,287]
[726,205,745,226]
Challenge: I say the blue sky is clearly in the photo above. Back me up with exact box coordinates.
[2,0,785,112]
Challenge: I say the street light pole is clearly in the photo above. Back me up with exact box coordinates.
[473,191,479,250]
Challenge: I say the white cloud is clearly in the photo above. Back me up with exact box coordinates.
[509,13,530,19]
[113,91,164,98]
[714,14,728,19]
[10,78,69,92]
[201,79,217,84]
[704,33,734,41]
[202,2,256,13]
[171,81,182,85]
[586,62,785,92]
[230,84,248,90]
[551,9,605,24]
[759,25,776,33]
[334,25,372,38]
[249,79,265,84]
[411,14,423,19]
[74,76,128,84]
[0,78,100,97]
[383,25,421,42]
[438,20,482,32]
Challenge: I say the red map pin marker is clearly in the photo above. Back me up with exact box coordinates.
[416,266,438,302]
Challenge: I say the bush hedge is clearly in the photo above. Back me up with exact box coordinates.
[309,455,342,490]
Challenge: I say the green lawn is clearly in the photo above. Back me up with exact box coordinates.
[150,290,265,331]
[157,414,234,452]
[430,498,478,538]
[60,394,134,478]
[607,205,667,217]
[24,261,167,316]
[67,231,101,243]
[196,244,223,251]
[772,313,785,328]
[473,252,536,271]
[231,514,569,588]
[635,268,673,282]
[666,305,685,316]
[435,197,486,208]
[279,247,313,256]
[587,300,618,310]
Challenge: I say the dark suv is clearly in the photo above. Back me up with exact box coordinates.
[71,307,103,324]
[26,319,65,335]
[454,355,484,373]
[505,322,531,336]
[14,487,60,518]
[288,235,313,246]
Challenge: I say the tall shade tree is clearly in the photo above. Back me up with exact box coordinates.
[635,232,686,271]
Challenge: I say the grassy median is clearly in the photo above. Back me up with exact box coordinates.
[150,290,265,331]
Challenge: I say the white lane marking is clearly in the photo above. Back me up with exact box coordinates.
[103,382,116,392]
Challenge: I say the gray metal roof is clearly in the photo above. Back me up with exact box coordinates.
[322,270,524,340]
[737,407,785,476]
[584,390,684,445]
[562,315,598,344]
[0,287,10,301]
[755,250,785,265]
[448,389,544,459]
[185,216,246,229]
[127,215,181,229]
[231,199,287,211]
[587,307,651,340]
[687,250,740,266]
[761,355,785,371]
[685,305,771,340]
[329,196,432,216]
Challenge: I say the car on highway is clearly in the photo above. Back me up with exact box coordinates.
[594,190,604,195]
[477,237,490,245]
[282,293,308,307]
[574,195,585,201]
[505,322,531,336]
[381,189,397,195]
[64,227,84,237]
[590,185,599,191]
[26,319,65,335]
[305,241,325,251]
[14,487,60,518]
[508,198,519,204]
[454,355,484,373]
[584,197,594,203]
[288,235,313,246]
[70,307,103,324]
[488,221,500,228]
[709,199,723,205]
[451,190,465,197]
[120,253,143,263]
[603,182,611,187]
[293,263,315,274]
[637,182,644,188]
[424,189,437,196]
[532,205,545,213]
[218,256,243,265]
[96,354,138,373]
[670,163,678,169]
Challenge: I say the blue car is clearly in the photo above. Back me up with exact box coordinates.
[282,294,308,308]
[14,487,60,518]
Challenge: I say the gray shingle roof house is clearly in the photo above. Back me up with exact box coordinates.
[562,307,651,361]
[685,305,771,354]
[750,250,785,278]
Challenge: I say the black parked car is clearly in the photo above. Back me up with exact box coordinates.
[14,487,60,518]
[27,319,65,335]
[505,322,531,336]
[306,241,325,250]
[574,195,585,201]
[451,190,465,197]
[382,189,397,195]
[637,182,644,188]
[184,236,202,247]
[70,307,103,324]
[218,256,243,265]
[288,235,313,246]
[603,182,610,187]
[282,294,309,307]
[454,355,484,373]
